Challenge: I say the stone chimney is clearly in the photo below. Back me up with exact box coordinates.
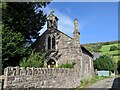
[73,18,80,42]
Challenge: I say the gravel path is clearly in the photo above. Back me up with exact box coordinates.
[88,77,120,88]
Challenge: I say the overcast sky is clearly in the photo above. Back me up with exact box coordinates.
[40,2,118,44]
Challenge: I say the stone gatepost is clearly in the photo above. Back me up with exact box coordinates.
[3,67,8,88]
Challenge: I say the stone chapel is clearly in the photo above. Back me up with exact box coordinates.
[31,11,94,75]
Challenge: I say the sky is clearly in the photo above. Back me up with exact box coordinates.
[40,2,118,44]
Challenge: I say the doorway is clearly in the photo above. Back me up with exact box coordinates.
[47,59,56,68]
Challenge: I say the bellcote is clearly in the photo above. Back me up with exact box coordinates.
[47,11,59,30]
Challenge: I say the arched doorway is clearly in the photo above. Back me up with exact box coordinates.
[47,59,56,68]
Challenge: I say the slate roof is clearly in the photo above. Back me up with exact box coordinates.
[81,45,94,58]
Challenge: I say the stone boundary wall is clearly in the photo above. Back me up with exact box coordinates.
[3,67,81,88]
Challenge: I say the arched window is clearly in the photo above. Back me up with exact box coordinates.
[52,36,55,49]
[47,35,56,50]
[48,36,51,49]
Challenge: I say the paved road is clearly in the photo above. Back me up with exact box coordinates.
[88,77,120,88]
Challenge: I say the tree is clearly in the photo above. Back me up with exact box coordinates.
[2,27,27,68]
[2,2,49,43]
[94,55,117,71]
[2,2,50,68]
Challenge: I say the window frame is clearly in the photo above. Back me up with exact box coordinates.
[46,34,56,51]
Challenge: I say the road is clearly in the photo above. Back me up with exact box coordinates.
[88,77,120,88]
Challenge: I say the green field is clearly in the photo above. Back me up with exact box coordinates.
[83,41,120,62]
[100,43,120,52]
[100,43,120,55]
[101,50,119,55]
[100,43,120,62]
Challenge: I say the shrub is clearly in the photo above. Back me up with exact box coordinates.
[112,54,120,56]
[94,55,117,71]
[58,63,74,68]
[109,46,118,51]
[20,50,45,68]
[103,42,110,45]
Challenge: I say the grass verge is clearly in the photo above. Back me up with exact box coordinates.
[79,76,109,88]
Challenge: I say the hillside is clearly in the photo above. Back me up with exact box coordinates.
[82,40,120,62]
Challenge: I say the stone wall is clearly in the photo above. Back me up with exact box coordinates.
[81,53,94,79]
[3,67,82,89]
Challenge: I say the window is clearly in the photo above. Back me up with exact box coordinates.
[48,36,51,49]
[46,35,56,50]
[52,36,55,49]
[50,20,52,24]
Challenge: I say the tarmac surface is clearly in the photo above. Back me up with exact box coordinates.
[88,77,120,89]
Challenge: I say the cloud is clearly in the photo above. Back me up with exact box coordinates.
[39,7,74,37]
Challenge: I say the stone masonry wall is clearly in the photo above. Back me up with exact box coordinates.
[3,67,81,89]
[56,32,82,65]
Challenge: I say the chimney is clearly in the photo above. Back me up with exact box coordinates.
[73,18,80,42]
